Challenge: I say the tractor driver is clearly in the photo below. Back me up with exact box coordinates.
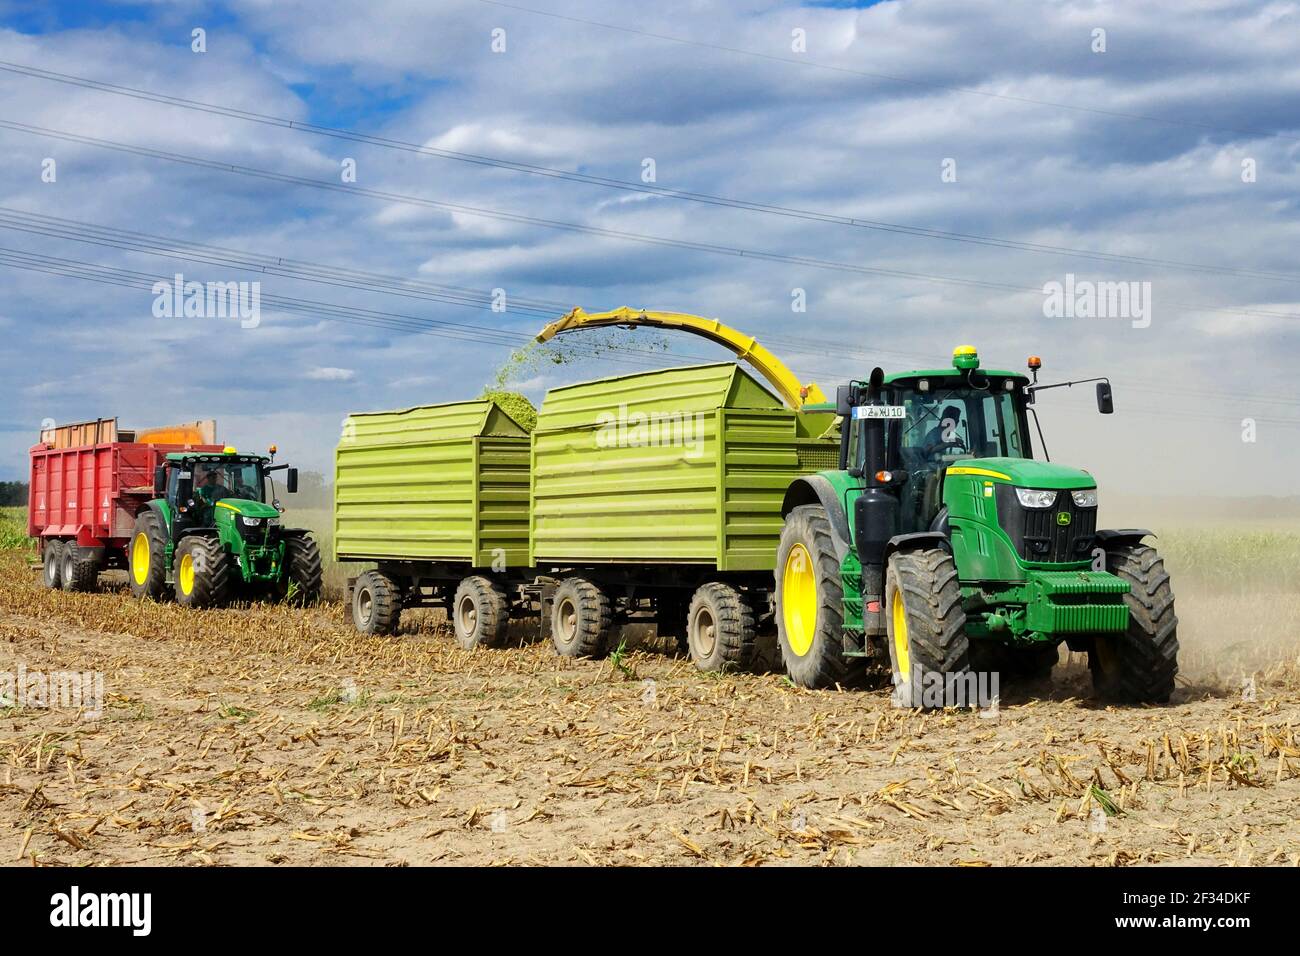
[194,463,233,511]
[921,404,968,461]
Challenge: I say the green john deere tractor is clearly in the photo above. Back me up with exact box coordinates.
[128,447,322,608]
[776,345,1177,708]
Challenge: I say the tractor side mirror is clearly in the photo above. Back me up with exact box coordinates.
[286,468,299,494]
[1096,382,1114,414]
[836,385,853,417]
[153,465,167,495]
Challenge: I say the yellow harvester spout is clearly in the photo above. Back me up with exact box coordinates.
[535,307,826,411]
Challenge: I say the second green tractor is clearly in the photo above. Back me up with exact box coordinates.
[129,448,322,608]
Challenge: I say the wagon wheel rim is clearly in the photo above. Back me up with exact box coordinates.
[557,597,578,644]
[357,587,374,625]
[457,595,478,636]
[693,607,717,659]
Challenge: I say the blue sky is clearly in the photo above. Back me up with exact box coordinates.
[0,0,1298,498]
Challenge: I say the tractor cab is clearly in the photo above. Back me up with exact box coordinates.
[154,448,297,539]
[838,346,1113,540]
[849,359,1035,536]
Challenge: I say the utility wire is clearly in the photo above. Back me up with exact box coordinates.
[2,58,1298,285]
[2,246,1294,426]
[4,118,1300,328]
[3,203,1296,410]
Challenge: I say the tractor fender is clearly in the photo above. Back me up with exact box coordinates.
[781,476,852,562]
[1095,528,1155,549]
[883,532,950,564]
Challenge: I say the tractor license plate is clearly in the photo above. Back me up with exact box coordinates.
[854,405,906,419]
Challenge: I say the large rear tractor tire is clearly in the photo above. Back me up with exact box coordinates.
[60,544,102,593]
[452,575,511,649]
[550,577,611,659]
[885,548,973,709]
[351,570,401,635]
[775,504,862,688]
[173,537,232,609]
[686,582,756,672]
[1089,543,1179,704]
[282,536,323,606]
[42,540,65,590]
[129,512,169,601]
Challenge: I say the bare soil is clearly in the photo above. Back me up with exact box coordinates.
[2,556,1297,867]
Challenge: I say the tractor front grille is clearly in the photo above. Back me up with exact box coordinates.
[995,486,1097,564]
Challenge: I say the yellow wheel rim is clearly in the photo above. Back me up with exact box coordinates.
[892,589,911,679]
[178,553,195,595]
[131,532,150,585]
[783,543,817,657]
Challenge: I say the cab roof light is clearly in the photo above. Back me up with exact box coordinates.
[1027,355,1042,370]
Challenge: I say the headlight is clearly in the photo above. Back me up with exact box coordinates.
[1071,489,1098,508]
[267,516,282,527]
[240,516,262,527]
[1015,488,1058,509]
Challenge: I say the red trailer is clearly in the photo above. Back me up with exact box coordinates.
[29,419,221,591]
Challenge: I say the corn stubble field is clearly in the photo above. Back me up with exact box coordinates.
[1,504,1298,867]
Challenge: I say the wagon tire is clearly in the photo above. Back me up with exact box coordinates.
[61,544,101,592]
[550,578,611,659]
[351,570,401,636]
[687,582,756,672]
[42,540,65,590]
[452,575,511,649]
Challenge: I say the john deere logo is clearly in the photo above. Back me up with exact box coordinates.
[1056,511,1072,526]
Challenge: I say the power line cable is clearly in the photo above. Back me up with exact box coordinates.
[4,118,1300,328]
[3,58,1298,285]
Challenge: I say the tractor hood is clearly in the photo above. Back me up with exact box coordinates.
[947,457,1095,490]
[214,499,281,519]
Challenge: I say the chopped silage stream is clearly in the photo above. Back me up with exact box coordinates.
[1,553,1298,867]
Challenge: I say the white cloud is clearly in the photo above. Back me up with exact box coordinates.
[305,366,355,381]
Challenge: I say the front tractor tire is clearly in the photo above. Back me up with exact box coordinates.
[173,537,232,609]
[452,575,511,650]
[686,582,756,672]
[1089,543,1179,704]
[129,513,169,601]
[550,577,611,659]
[281,536,323,606]
[775,504,860,688]
[42,540,65,589]
[885,548,973,709]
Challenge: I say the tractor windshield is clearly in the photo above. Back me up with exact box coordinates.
[879,378,1032,533]
[887,379,1030,470]
[190,459,266,504]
